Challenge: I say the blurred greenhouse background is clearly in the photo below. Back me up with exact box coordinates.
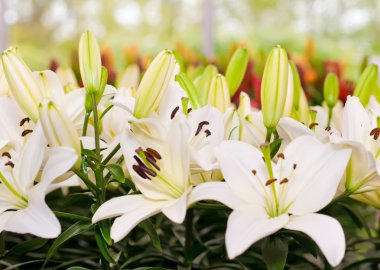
[1,0,380,79]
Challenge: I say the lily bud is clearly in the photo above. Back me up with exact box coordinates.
[175,72,202,109]
[116,64,140,89]
[0,64,10,96]
[133,50,177,118]
[353,64,378,106]
[79,31,102,95]
[39,100,81,169]
[84,66,108,112]
[194,64,218,106]
[261,45,289,130]
[225,48,249,97]
[283,64,294,117]
[1,47,43,122]
[208,74,231,112]
[323,73,339,109]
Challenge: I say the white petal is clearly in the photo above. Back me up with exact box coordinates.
[40,147,78,189]
[161,188,192,224]
[3,184,60,238]
[215,140,268,205]
[45,173,81,193]
[109,197,167,242]
[15,123,46,193]
[342,96,371,145]
[277,117,313,146]
[285,213,345,267]
[188,182,246,209]
[226,209,288,259]
[282,136,351,214]
[0,96,25,141]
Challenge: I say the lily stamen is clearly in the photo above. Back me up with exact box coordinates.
[21,129,33,137]
[265,178,277,186]
[5,161,14,168]
[146,148,162,160]
[132,164,150,180]
[280,178,289,184]
[195,121,210,136]
[19,117,31,126]
[170,106,180,119]
[2,152,11,159]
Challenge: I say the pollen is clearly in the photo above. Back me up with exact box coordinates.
[308,122,319,129]
[280,178,289,184]
[265,178,277,186]
[277,153,285,159]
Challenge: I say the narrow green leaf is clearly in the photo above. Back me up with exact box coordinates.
[139,219,162,252]
[270,138,282,158]
[95,225,116,264]
[99,220,113,246]
[106,163,125,183]
[225,48,249,96]
[66,267,91,270]
[44,222,93,266]
[7,238,48,255]
[261,237,288,270]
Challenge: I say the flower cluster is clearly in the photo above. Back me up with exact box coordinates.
[1,32,380,268]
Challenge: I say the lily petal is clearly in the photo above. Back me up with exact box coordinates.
[285,213,345,267]
[283,136,351,214]
[3,184,60,238]
[40,147,78,189]
[162,188,192,224]
[226,209,289,259]
[215,140,268,205]
[188,182,246,209]
[108,196,167,242]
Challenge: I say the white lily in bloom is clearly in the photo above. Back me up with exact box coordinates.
[190,136,351,266]
[329,96,380,205]
[93,118,194,242]
[0,126,77,238]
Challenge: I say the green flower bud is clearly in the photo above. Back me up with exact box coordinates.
[175,72,202,109]
[323,73,339,109]
[116,64,140,89]
[194,64,218,106]
[225,48,249,97]
[261,46,289,130]
[353,64,378,106]
[133,50,177,119]
[1,47,43,122]
[39,100,81,169]
[79,31,102,94]
[84,66,108,112]
[208,74,230,112]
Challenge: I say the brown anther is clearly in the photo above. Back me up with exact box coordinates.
[21,129,33,137]
[370,127,379,136]
[277,153,285,159]
[132,165,150,180]
[170,106,180,119]
[146,148,162,160]
[265,178,277,186]
[280,178,289,184]
[1,152,11,159]
[139,165,157,177]
[262,156,265,162]
[204,129,211,137]
[133,155,148,169]
[144,151,160,171]
[251,169,257,175]
[19,117,31,126]
[308,122,319,129]
[195,121,210,136]
[187,108,192,113]
[375,130,380,140]
[293,163,297,170]
[5,161,14,168]
[325,126,331,132]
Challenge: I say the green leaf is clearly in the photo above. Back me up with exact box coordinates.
[261,237,288,270]
[139,219,162,252]
[82,149,97,160]
[338,202,372,238]
[175,72,202,109]
[106,164,125,183]
[7,238,48,255]
[66,267,91,270]
[44,222,93,266]
[95,225,116,264]
[270,138,282,158]
[225,48,249,97]
[283,231,318,258]
[123,178,137,191]
[99,220,112,246]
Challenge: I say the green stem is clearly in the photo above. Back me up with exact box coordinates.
[92,94,101,162]
[102,144,121,164]
[99,105,114,121]
[54,211,91,222]
[82,111,91,136]
[73,170,98,193]
[265,127,273,143]
[327,107,333,127]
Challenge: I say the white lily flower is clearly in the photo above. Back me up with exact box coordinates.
[190,136,351,266]
[93,118,194,242]
[0,126,77,238]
